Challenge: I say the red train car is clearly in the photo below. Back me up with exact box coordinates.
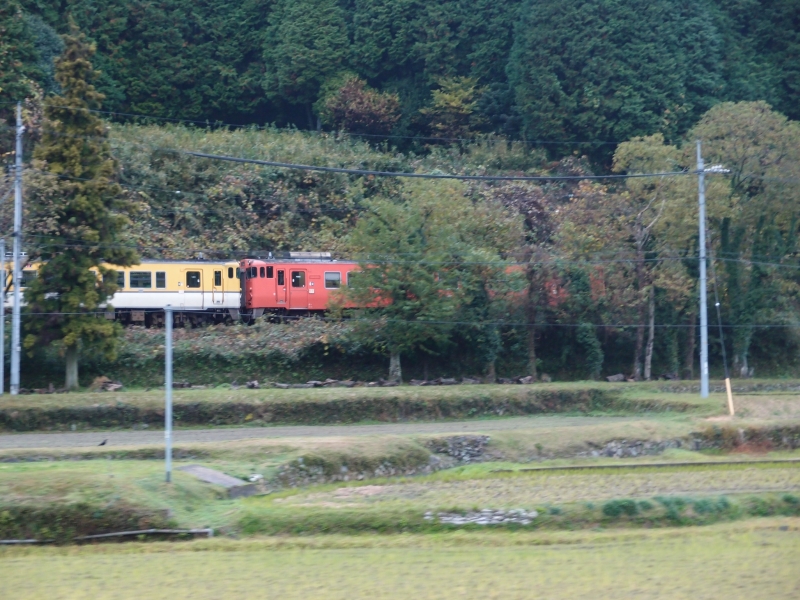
[240,252,359,317]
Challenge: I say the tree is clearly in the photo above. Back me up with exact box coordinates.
[684,102,800,376]
[508,0,723,162]
[319,76,400,136]
[341,179,521,381]
[262,0,349,125]
[24,24,138,390]
[420,77,485,140]
[0,0,38,152]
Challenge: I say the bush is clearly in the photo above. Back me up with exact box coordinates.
[602,499,639,518]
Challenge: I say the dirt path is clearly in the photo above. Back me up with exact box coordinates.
[0,416,635,449]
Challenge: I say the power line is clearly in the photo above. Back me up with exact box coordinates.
[9,308,800,329]
[176,149,693,181]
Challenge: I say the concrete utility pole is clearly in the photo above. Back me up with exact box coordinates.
[10,103,24,395]
[697,141,709,399]
[164,305,173,483]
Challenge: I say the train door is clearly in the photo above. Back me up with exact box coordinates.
[211,268,223,305]
[276,269,287,304]
[182,269,203,309]
[289,269,307,309]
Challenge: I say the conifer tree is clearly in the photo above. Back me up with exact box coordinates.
[24,23,137,390]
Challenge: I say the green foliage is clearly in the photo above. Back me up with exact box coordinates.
[0,0,38,150]
[262,0,349,110]
[508,0,723,160]
[602,499,639,518]
[341,179,522,379]
[420,77,484,140]
[23,24,138,385]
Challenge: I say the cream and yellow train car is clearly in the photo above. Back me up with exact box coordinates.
[4,259,242,325]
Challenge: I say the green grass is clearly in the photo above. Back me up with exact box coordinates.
[0,381,717,411]
[3,454,799,539]
[2,521,799,599]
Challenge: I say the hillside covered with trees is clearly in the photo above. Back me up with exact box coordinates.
[1,1,799,385]
[3,0,799,155]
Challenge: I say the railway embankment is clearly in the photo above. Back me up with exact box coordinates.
[0,385,698,432]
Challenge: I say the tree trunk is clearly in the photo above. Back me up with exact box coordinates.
[389,350,402,383]
[632,227,646,380]
[65,345,79,391]
[485,360,496,383]
[526,325,537,380]
[683,311,696,380]
[644,286,655,381]
[525,265,538,379]
[306,104,314,130]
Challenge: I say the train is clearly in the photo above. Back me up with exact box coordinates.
[4,252,359,326]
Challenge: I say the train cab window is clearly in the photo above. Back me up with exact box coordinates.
[247,266,257,279]
[186,271,201,288]
[156,272,166,289]
[291,271,305,288]
[266,266,274,278]
[129,271,152,288]
[20,270,37,287]
[214,271,222,286]
[259,266,265,278]
[117,271,125,288]
[324,272,341,289]
[277,270,285,286]
[227,267,234,279]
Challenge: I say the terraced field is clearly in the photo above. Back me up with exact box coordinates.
[277,464,800,509]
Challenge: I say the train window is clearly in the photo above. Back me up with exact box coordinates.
[324,272,341,289]
[347,271,360,287]
[117,271,124,288]
[227,267,234,279]
[247,266,257,279]
[259,266,265,278]
[266,266,274,278]
[20,270,37,287]
[156,272,166,288]
[186,271,201,288]
[129,271,152,288]
[277,270,285,285]
[291,271,305,288]
[214,271,222,286]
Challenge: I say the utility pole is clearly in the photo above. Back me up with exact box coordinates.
[10,103,23,396]
[697,140,709,398]
[164,305,173,483]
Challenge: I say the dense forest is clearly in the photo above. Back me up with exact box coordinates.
[1,1,799,384]
[2,0,799,152]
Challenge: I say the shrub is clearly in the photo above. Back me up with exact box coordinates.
[602,499,639,518]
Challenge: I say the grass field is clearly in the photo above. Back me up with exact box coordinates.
[0,380,723,411]
[2,521,798,599]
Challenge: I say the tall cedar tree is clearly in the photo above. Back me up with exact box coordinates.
[24,25,137,390]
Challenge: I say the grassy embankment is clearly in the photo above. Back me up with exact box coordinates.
[0,381,745,432]
[1,381,798,542]
[1,520,799,599]
[2,453,800,541]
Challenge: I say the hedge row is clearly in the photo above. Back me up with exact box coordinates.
[0,388,686,432]
[0,503,172,543]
